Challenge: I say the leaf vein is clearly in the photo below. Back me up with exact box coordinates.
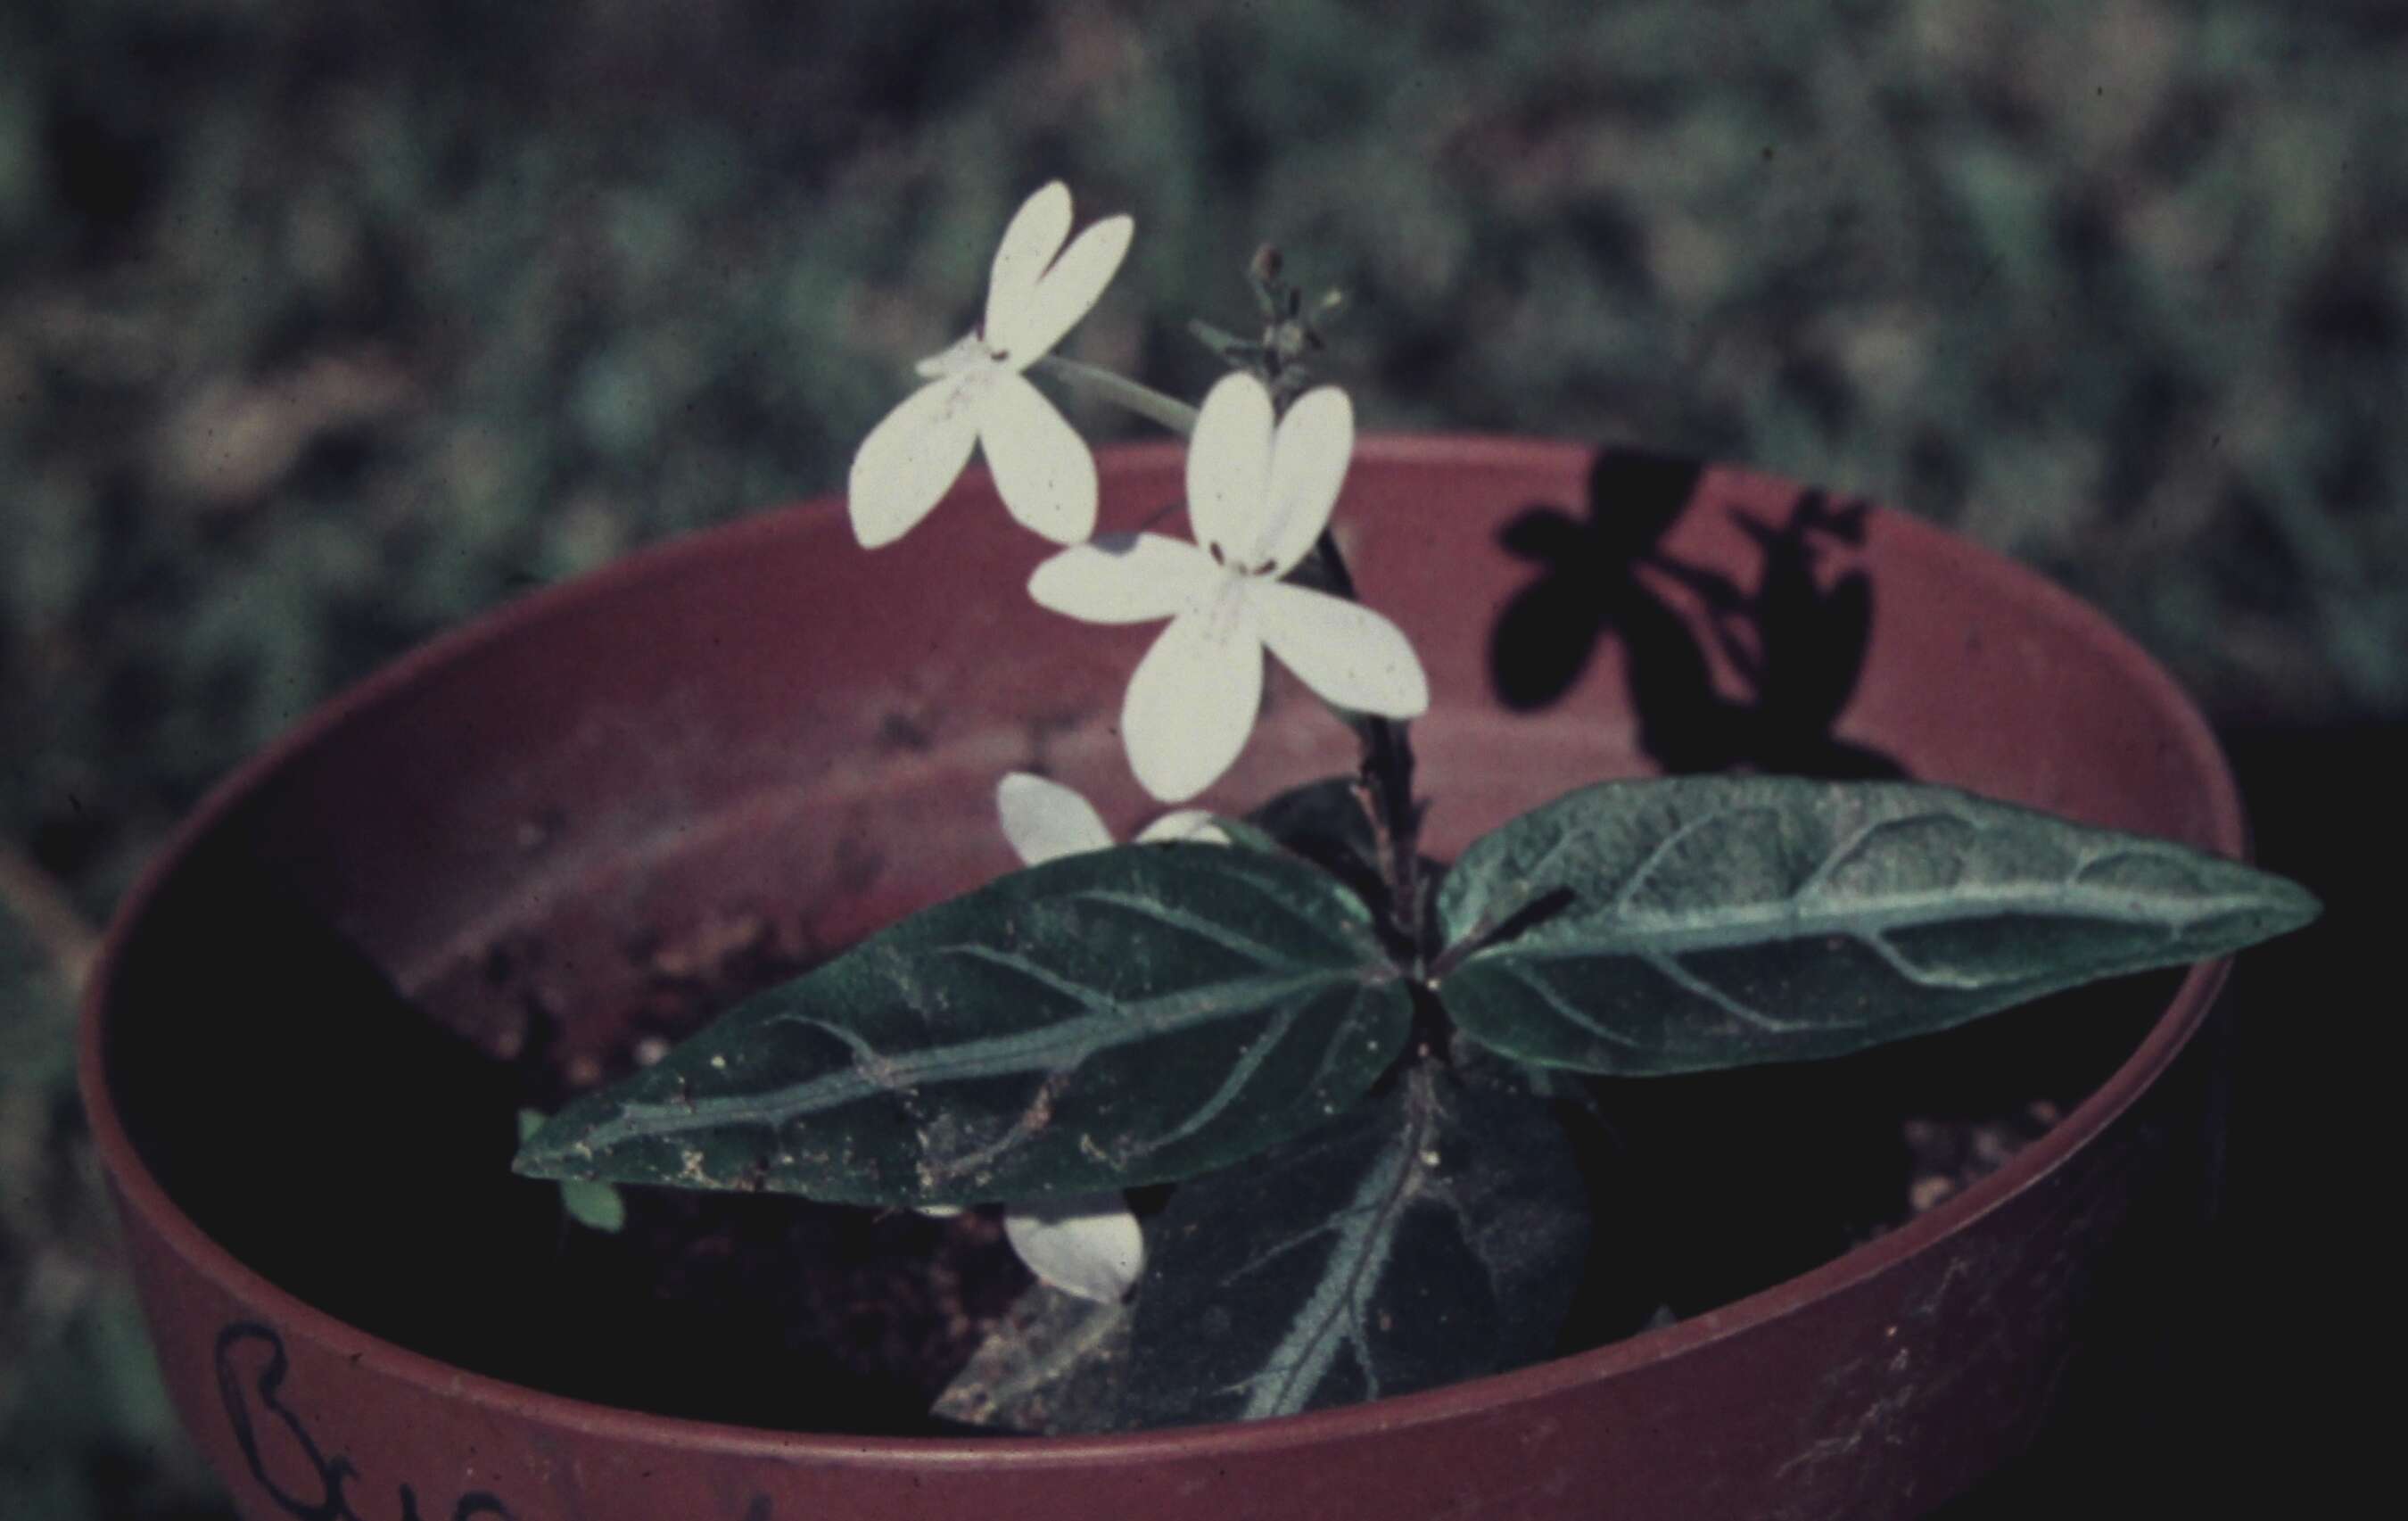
[1645,952,1808,1033]
[1128,1004,1303,1160]
[1610,804,1785,912]
[1489,962,1648,1050]
[1791,810,1975,903]
[1066,889,1315,971]
[593,970,1344,1149]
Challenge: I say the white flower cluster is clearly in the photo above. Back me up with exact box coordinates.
[913,773,1227,1303]
[977,770,1234,1304]
[848,183,1430,805]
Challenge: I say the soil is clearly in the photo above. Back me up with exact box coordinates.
[442,905,2135,1438]
[466,910,1035,1436]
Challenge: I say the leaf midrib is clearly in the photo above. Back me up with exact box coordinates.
[1238,1078,1438,1420]
[1448,879,2272,969]
[576,966,1374,1150]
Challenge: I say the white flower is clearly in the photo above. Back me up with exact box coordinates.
[1003,1197,1146,1307]
[995,770,1227,864]
[848,182,1133,549]
[1026,373,1430,802]
[973,770,1228,1303]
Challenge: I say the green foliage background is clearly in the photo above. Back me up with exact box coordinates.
[1,1,2398,1512]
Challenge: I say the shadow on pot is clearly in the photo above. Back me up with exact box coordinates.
[1486,448,2183,1367]
[105,832,566,1374]
[1487,445,1904,781]
[103,831,1028,1435]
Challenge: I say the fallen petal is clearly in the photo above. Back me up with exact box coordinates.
[1004,1194,1146,1304]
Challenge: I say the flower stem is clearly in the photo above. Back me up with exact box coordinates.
[1295,531,1425,962]
[1030,356,1200,436]
[1362,710,1423,963]
[1036,348,1423,955]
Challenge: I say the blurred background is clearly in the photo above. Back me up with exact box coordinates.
[1,1,2395,1514]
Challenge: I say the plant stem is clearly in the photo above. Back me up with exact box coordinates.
[1037,346,1423,955]
[1030,356,1200,436]
[1297,531,1425,962]
[1364,711,1423,963]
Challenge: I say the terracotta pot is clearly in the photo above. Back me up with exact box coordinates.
[82,439,2247,1520]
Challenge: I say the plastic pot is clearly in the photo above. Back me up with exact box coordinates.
[82,439,2247,1519]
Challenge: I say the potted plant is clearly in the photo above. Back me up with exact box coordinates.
[82,185,2312,1520]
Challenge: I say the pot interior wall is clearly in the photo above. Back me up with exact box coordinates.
[102,442,2219,1427]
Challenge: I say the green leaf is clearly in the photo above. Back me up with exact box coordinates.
[516,844,1411,1207]
[1433,777,2321,1076]
[933,1284,1134,1435]
[559,1178,628,1233]
[1248,775,1380,873]
[516,1109,627,1232]
[1193,814,1288,856]
[1239,773,1390,912]
[1120,1062,1589,1427]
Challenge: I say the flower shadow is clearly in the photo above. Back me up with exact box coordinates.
[1487,446,1903,780]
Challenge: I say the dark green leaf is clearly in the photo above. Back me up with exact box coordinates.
[1248,775,1380,872]
[933,1285,1134,1435]
[1433,776,2321,1075]
[1195,814,1288,856]
[1121,1062,1589,1427]
[515,1109,626,1233]
[516,844,1411,1206]
[560,1179,627,1232]
[1243,774,1388,910]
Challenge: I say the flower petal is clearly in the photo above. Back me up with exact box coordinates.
[847,375,985,548]
[977,371,1098,543]
[1184,372,1275,562]
[1135,809,1231,846]
[985,182,1073,343]
[913,331,988,381]
[1251,582,1431,718]
[1123,603,1264,802]
[993,215,1134,365]
[1003,1194,1144,1304]
[1027,533,1216,624]
[1257,385,1355,576]
[997,773,1115,866]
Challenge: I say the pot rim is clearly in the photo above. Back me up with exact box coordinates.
[78,434,2246,1466]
